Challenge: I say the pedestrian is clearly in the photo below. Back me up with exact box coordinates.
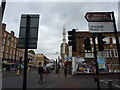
[64,66,67,77]
[46,67,50,75]
[57,64,60,77]
[38,62,44,84]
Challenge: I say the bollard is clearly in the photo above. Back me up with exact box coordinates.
[16,70,20,75]
[108,80,113,90]
[94,75,98,82]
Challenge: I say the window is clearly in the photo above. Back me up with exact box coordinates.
[112,37,116,44]
[10,49,12,54]
[6,47,8,53]
[3,38,5,44]
[95,37,98,44]
[114,50,118,57]
[16,51,18,55]
[7,35,11,39]
[9,55,11,59]
[11,37,14,41]
[13,49,15,54]
[11,42,13,47]
[90,38,93,44]
[4,32,6,37]
[106,50,111,57]
[85,53,93,58]
[104,37,110,44]
[15,39,17,42]
[100,51,108,58]
[2,45,4,52]
[14,44,16,48]
[5,54,8,58]
[85,50,94,58]
[7,40,10,46]
[97,52,100,57]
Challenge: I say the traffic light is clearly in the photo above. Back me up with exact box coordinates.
[68,29,76,51]
[84,38,91,50]
[97,34,106,51]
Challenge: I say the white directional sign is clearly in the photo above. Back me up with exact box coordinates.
[88,22,114,33]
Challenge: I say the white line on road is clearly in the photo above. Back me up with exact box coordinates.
[100,79,120,88]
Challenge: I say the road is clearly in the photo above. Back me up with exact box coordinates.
[2,68,120,89]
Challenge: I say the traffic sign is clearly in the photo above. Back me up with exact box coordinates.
[18,14,39,49]
[85,12,112,22]
[88,22,114,33]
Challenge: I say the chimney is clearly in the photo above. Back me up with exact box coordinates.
[11,31,14,36]
[2,23,6,31]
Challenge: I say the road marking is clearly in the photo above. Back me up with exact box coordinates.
[100,79,120,88]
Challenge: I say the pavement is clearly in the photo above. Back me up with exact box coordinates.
[2,68,120,89]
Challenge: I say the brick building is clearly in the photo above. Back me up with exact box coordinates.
[71,31,120,73]
[35,54,49,67]
[2,23,25,71]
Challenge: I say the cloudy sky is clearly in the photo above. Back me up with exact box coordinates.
[2,0,119,60]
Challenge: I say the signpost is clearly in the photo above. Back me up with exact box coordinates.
[85,11,120,90]
[18,14,39,49]
[85,12,112,22]
[18,14,39,90]
[88,22,114,33]
[85,12,114,33]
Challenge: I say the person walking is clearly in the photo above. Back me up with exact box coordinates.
[64,66,67,77]
[56,63,60,76]
[38,62,44,84]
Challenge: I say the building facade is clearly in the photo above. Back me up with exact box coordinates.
[2,23,25,71]
[35,54,49,67]
[71,31,120,73]
[60,43,69,62]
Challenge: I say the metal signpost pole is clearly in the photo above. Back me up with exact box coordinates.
[92,35,100,90]
[111,12,120,86]
[23,15,30,90]
[111,12,120,65]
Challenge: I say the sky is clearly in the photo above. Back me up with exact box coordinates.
[2,0,120,60]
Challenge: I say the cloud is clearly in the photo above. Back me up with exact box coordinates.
[3,2,118,60]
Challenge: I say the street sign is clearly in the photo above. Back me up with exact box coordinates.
[88,22,114,33]
[85,12,112,22]
[18,14,39,49]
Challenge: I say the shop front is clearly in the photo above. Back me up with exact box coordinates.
[2,61,16,71]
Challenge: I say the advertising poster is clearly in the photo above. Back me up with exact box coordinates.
[97,57,106,70]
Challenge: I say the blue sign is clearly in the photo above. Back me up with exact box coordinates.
[97,57,106,69]
[67,56,72,60]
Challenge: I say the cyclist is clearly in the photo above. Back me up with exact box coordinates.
[38,62,44,84]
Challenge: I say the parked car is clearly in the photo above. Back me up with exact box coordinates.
[46,63,54,70]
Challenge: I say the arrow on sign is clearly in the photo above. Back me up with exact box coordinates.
[85,12,113,22]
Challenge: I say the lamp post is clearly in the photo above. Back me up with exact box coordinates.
[55,52,59,62]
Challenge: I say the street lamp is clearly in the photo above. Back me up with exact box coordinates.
[55,52,59,64]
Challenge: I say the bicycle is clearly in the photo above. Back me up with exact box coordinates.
[39,73,43,84]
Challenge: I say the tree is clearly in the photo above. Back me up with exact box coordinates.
[28,50,35,55]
